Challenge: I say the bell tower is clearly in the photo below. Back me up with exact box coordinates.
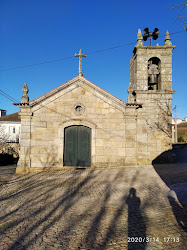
[127,29,175,164]
[128,29,175,103]
[128,29,175,102]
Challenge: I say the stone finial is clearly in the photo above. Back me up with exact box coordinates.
[164,30,172,46]
[136,29,144,47]
[21,82,29,103]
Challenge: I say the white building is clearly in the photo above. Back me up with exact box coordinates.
[172,118,183,125]
[0,109,7,117]
[0,112,21,143]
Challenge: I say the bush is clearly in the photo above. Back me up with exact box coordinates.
[178,137,185,142]
[0,153,19,166]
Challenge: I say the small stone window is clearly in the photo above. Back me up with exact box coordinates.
[75,105,82,112]
[74,103,85,115]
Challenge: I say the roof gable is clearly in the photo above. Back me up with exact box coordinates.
[13,76,142,109]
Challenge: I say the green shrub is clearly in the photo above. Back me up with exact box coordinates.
[178,137,185,142]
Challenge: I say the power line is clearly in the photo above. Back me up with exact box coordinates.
[0,43,137,73]
[0,56,74,72]
[0,91,18,103]
[0,30,185,73]
[169,29,186,35]
[0,29,186,105]
[0,89,19,103]
[87,42,136,55]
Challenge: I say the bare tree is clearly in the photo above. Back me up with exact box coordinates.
[0,124,20,157]
[0,124,9,154]
[168,2,187,31]
[145,100,173,149]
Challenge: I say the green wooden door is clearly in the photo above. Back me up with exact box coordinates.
[64,125,91,166]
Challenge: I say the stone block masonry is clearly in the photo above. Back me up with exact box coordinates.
[14,29,175,173]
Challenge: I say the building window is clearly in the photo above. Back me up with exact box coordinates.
[74,103,85,115]
[10,126,16,134]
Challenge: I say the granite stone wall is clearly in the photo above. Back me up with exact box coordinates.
[127,31,175,164]
[16,79,139,173]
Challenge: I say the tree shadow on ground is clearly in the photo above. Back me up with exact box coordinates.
[0,166,149,249]
[0,169,96,249]
[153,146,187,232]
[0,164,16,187]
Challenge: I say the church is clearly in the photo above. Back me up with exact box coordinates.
[14,30,175,174]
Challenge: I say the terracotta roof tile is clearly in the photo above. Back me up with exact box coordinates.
[0,112,20,122]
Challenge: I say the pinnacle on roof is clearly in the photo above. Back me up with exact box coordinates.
[164,30,172,46]
[21,82,29,103]
[136,29,144,47]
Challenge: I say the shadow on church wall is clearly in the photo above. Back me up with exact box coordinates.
[152,146,187,232]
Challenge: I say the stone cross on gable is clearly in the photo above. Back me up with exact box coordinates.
[75,49,87,76]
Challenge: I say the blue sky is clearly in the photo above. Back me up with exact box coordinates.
[0,0,186,119]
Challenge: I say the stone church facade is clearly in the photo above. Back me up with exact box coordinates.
[14,30,175,174]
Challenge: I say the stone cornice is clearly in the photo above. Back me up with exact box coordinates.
[0,121,21,124]
[133,45,176,54]
[134,90,175,94]
[13,102,30,107]
[137,46,176,49]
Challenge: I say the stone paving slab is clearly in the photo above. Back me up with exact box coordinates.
[0,165,16,187]
[0,165,186,249]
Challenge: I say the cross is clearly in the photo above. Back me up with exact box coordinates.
[75,49,87,76]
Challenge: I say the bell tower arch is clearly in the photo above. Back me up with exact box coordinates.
[128,29,175,103]
[148,57,161,90]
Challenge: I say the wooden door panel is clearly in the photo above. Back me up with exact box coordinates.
[64,126,77,166]
[78,126,91,166]
[64,126,91,167]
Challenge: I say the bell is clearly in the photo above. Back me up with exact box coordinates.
[148,63,159,85]
[149,74,158,85]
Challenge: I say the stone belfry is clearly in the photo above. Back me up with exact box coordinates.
[128,29,175,102]
[127,29,176,164]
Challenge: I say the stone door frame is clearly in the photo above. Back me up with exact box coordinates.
[58,119,97,167]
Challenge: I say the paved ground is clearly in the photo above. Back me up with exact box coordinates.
[0,164,187,250]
